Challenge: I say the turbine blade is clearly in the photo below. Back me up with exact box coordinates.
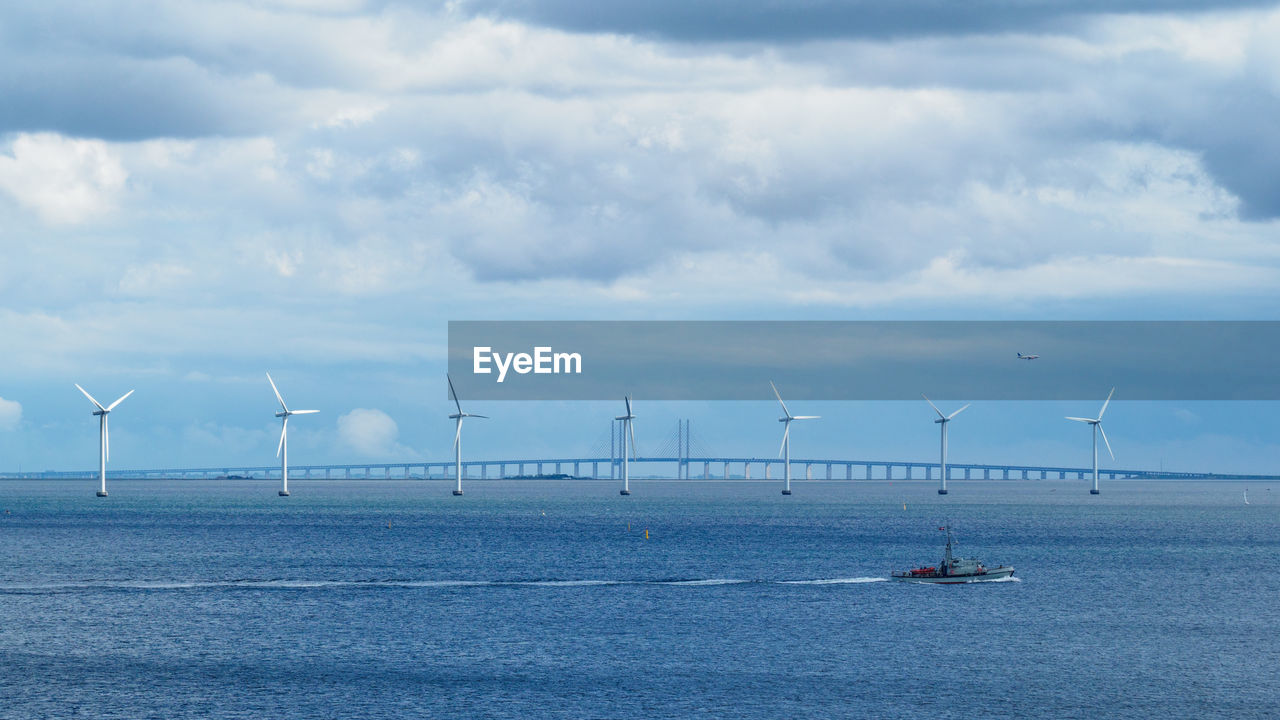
[106,389,134,411]
[1098,387,1115,420]
[448,374,462,415]
[266,373,288,412]
[770,381,791,418]
[290,409,319,415]
[778,422,790,457]
[792,415,820,420]
[454,417,462,451]
[947,403,971,420]
[1065,416,1095,423]
[624,395,632,416]
[922,393,945,419]
[629,420,636,460]
[104,414,109,463]
[1098,424,1115,460]
[75,384,106,411]
[468,414,489,419]
[276,416,287,457]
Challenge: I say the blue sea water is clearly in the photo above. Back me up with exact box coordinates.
[0,479,1277,719]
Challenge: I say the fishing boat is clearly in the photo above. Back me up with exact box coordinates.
[892,525,1014,584]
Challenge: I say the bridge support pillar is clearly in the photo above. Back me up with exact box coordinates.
[704,462,709,479]
[826,463,832,480]
[537,463,543,475]
[764,463,770,480]
[866,464,872,480]
[744,462,750,479]
[574,462,580,476]
[984,468,990,480]
[806,464,812,480]
[1021,470,1028,480]
[723,462,730,479]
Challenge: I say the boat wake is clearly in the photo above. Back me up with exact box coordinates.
[1,576,893,594]
[779,577,888,585]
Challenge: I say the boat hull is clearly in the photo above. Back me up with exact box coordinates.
[892,566,1015,584]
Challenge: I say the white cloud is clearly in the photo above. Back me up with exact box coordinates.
[0,133,127,224]
[0,396,21,430]
[337,408,416,458]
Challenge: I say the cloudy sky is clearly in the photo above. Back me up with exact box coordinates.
[2,0,1279,476]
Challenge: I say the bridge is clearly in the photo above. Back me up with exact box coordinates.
[3,419,1275,482]
[1,456,1275,482]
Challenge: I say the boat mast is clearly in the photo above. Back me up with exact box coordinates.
[943,525,955,573]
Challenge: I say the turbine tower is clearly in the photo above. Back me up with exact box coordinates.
[923,394,970,495]
[1067,387,1115,495]
[448,374,488,496]
[267,372,318,497]
[616,396,636,496]
[75,384,133,497]
[771,381,819,496]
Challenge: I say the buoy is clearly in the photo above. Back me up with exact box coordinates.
[645,529,649,539]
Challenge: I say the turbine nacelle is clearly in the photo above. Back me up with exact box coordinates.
[267,373,318,460]
[1066,387,1116,461]
[75,384,133,465]
[770,381,818,458]
[923,394,969,425]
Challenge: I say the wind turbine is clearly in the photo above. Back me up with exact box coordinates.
[267,372,318,497]
[448,374,487,496]
[75,384,133,497]
[923,394,970,495]
[771,381,819,496]
[616,396,636,496]
[1067,387,1115,495]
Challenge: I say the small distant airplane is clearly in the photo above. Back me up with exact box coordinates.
[1017,353,1040,360]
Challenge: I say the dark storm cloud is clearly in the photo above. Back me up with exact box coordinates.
[0,54,300,140]
[461,0,1275,41]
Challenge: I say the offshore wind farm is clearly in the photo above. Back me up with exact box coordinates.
[7,2,1280,718]
[5,378,1278,493]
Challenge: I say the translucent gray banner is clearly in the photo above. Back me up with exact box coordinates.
[447,321,1280,400]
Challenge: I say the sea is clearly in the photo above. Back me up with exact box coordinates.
[0,478,1276,719]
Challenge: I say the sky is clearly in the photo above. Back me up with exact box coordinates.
[1,0,1279,475]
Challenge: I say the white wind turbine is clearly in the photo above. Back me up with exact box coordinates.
[1067,387,1115,495]
[771,381,819,496]
[922,394,970,496]
[448,374,487,496]
[75,384,133,497]
[267,372,318,497]
[616,396,636,496]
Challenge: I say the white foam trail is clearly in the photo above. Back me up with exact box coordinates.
[779,577,888,585]
[657,578,748,586]
[2,576,907,592]
[520,580,618,587]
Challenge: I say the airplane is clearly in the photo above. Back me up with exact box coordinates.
[1017,352,1040,360]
